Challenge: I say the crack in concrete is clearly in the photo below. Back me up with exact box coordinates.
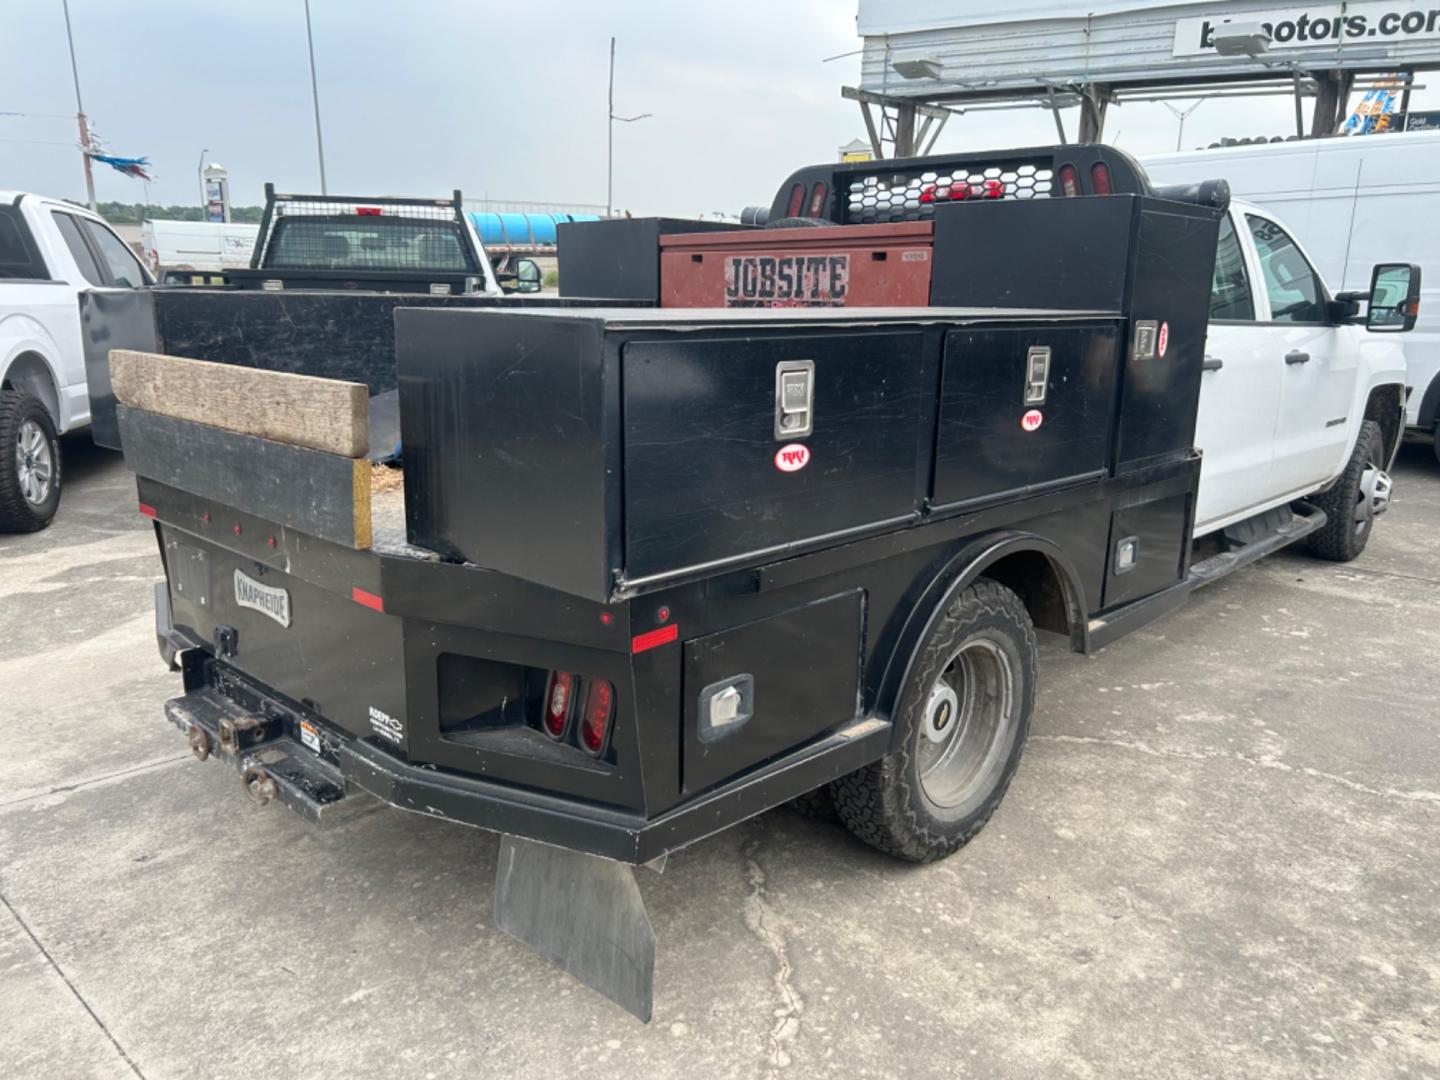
[0,890,146,1079]
[0,755,191,810]
[741,833,804,1075]
[1032,733,1440,806]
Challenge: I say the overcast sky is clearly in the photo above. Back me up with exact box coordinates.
[3,0,1436,215]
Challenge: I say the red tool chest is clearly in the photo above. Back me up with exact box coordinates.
[659,221,934,308]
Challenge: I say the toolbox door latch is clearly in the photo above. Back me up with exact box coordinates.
[1024,346,1051,405]
[775,359,815,439]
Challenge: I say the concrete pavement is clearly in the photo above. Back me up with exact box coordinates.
[2,436,1437,1079]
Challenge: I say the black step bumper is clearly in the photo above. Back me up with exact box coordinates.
[163,680,891,864]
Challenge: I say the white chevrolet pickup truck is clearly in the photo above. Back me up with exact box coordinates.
[1194,197,1415,563]
[1,191,151,531]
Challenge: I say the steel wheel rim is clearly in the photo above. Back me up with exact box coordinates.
[15,419,52,506]
[916,635,1015,809]
[1357,462,1391,533]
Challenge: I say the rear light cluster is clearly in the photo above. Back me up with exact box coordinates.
[541,670,616,757]
[784,180,830,220]
[1055,162,1112,198]
[919,178,1005,203]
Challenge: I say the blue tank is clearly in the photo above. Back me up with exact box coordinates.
[466,211,602,249]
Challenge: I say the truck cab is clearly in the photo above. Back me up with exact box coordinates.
[1196,198,1410,536]
[1,191,153,531]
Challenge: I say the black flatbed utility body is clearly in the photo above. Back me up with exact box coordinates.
[86,144,1229,1020]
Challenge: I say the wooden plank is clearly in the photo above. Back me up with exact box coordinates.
[110,348,369,458]
[117,405,371,549]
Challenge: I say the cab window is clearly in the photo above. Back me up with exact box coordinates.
[1210,215,1254,321]
[1245,213,1325,323]
[51,211,106,286]
[80,217,149,287]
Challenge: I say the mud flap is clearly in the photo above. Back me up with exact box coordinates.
[494,834,656,1022]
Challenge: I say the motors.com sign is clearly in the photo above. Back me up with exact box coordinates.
[1175,3,1440,55]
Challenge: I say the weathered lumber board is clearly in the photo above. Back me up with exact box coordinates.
[110,349,369,458]
[117,405,372,549]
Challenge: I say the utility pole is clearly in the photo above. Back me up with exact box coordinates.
[607,37,615,218]
[304,0,328,193]
[606,37,652,218]
[61,0,96,210]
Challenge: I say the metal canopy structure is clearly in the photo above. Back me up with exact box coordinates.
[849,1,1440,155]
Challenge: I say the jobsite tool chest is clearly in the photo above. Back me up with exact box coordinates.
[658,221,934,308]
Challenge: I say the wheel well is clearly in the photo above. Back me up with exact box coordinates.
[1,352,60,426]
[979,549,1081,644]
[1363,384,1404,462]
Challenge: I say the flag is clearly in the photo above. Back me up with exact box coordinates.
[87,152,153,181]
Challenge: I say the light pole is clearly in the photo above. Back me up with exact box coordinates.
[607,36,651,217]
[304,0,328,193]
[197,147,209,216]
[60,0,96,210]
[1161,99,1206,152]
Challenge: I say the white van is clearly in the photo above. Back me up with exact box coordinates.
[141,219,259,278]
[1143,130,1440,462]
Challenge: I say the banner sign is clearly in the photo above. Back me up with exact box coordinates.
[1175,4,1440,56]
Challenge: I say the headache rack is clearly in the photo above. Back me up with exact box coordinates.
[249,183,476,272]
[764,145,1158,225]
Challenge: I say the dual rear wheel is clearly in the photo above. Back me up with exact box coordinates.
[829,579,1036,863]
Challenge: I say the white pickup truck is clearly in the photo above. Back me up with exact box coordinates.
[1,191,152,531]
[1194,196,1414,563]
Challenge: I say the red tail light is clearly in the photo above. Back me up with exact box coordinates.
[1090,162,1112,196]
[1058,164,1079,197]
[920,181,971,204]
[355,206,382,216]
[579,679,615,755]
[543,671,575,739]
[806,181,828,218]
[785,182,805,217]
[982,179,1004,199]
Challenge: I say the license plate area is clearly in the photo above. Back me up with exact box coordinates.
[166,538,211,610]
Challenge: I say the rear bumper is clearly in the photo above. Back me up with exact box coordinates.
[163,670,891,865]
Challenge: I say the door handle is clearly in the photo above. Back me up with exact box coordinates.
[1285,350,1311,365]
[1201,356,1224,372]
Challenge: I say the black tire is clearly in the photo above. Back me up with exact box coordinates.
[1305,419,1386,563]
[1433,421,1440,468]
[0,389,61,533]
[831,579,1036,862]
[789,785,838,823]
[764,216,835,229]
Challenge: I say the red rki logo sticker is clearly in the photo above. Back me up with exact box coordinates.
[774,444,811,472]
[1021,409,1044,432]
[1157,321,1169,358]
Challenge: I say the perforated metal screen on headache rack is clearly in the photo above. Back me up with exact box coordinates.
[258,195,477,273]
[842,158,1055,224]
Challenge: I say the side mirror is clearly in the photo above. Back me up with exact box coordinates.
[514,258,542,294]
[1366,262,1422,332]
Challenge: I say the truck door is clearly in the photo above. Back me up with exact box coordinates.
[1243,211,1356,497]
[1192,212,1282,535]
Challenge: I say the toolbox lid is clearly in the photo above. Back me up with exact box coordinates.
[659,221,934,251]
[446,305,1121,326]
